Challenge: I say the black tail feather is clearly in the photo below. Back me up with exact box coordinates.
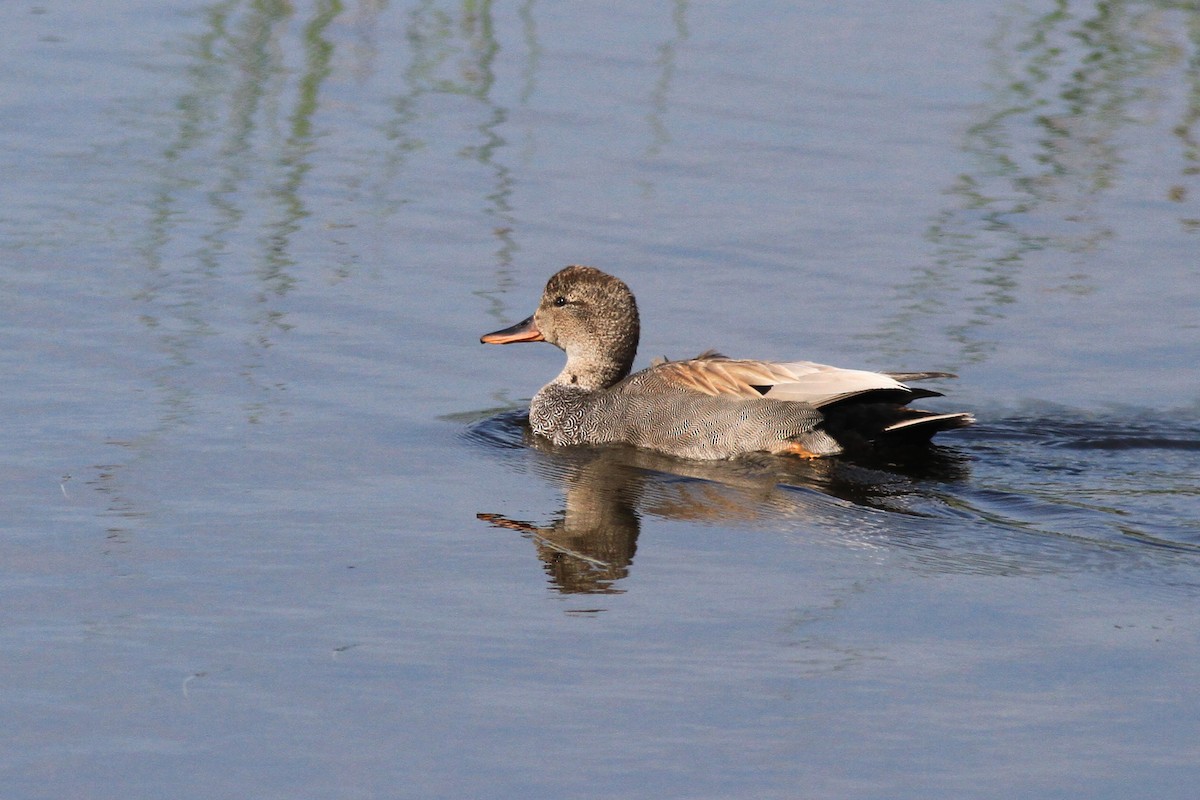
[822,399,974,452]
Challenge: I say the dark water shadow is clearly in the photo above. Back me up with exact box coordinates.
[951,407,1200,551]
[463,406,1200,594]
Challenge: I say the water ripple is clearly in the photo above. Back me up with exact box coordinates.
[465,407,1200,575]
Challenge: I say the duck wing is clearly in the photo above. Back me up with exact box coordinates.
[652,353,931,408]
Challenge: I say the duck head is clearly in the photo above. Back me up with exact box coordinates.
[481,265,641,390]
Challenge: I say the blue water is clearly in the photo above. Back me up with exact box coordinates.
[3,1,1199,798]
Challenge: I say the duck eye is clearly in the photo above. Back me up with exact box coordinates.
[553,296,568,307]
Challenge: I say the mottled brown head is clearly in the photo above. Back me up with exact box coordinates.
[481,265,641,390]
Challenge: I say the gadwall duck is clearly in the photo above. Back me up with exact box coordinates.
[481,265,973,459]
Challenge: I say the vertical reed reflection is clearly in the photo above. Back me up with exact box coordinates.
[635,0,689,201]
[873,1,1200,366]
[106,0,344,537]
[381,2,520,323]
[644,0,689,160]
[135,0,341,439]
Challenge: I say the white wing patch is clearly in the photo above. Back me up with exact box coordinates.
[755,361,907,407]
[884,412,976,432]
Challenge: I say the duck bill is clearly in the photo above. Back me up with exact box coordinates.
[480,315,544,344]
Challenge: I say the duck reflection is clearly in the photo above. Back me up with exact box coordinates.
[477,415,968,594]
[479,447,644,594]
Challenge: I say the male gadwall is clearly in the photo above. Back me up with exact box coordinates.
[481,265,973,459]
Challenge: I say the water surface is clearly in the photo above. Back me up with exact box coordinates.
[2,1,1199,798]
